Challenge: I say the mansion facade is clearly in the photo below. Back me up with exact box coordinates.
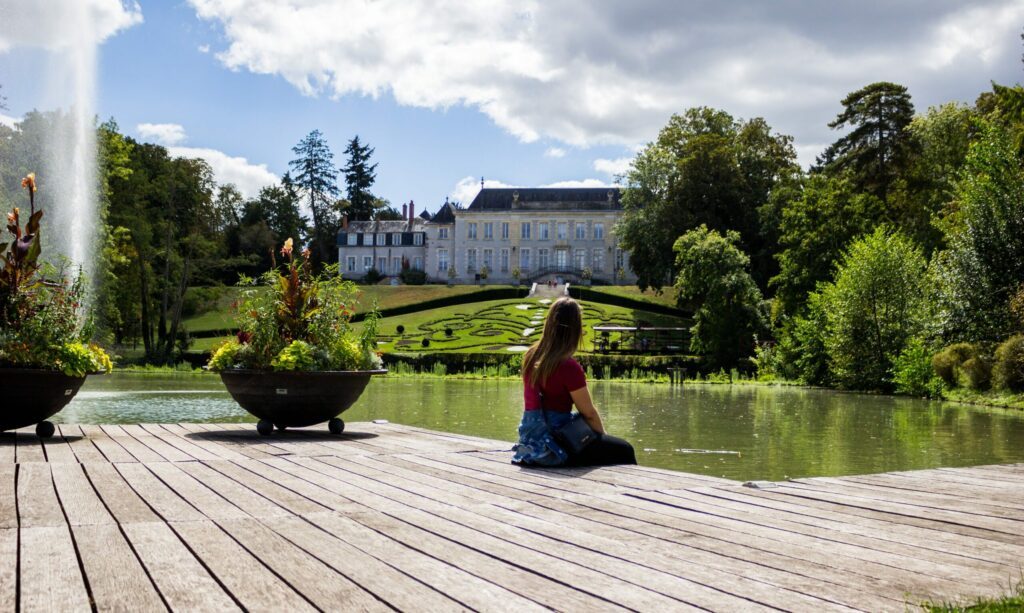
[337,187,636,285]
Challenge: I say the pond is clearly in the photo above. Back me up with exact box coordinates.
[58,373,1024,481]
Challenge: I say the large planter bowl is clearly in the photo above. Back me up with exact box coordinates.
[0,368,88,437]
[219,369,387,435]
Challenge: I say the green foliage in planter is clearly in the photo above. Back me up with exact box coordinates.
[891,338,944,398]
[207,239,380,372]
[0,174,111,375]
[992,335,1024,392]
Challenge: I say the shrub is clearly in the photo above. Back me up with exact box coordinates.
[400,269,427,285]
[892,339,943,398]
[960,356,992,390]
[363,268,384,284]
[421,338,430,348]
[396,325,405,334]
[992,335,1024,392]
[444,327,453,337]
[932,342,977,387]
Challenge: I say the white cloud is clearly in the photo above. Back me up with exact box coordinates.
[0,0,142,52]
[0,112,19,128]
[168,146,277,198]
[188,0,1024,158]
[136,122,187,146]
[544,147,566,158]
[198,44,210,54]
[542,179,613,188]
[593,157,632,177]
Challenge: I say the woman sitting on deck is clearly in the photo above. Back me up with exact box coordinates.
[512,297,637,467]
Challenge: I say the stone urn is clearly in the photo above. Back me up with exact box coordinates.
[219,369,387,435]
[0,369,89,438]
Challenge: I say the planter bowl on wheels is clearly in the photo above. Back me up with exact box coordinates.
[219,369,387,435]
[0,368,89,438]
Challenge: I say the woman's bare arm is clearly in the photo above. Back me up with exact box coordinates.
[569,385,605,434]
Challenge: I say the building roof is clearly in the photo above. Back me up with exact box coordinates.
[466,187,623,212]
[429,201,458,224]
[418,210,432,220]
[343,219,425,233]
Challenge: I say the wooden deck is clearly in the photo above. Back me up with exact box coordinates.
[1,422,1022,611]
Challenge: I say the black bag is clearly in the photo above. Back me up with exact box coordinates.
[553,413,599,455]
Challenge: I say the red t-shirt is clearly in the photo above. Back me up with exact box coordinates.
[523,358,587,412]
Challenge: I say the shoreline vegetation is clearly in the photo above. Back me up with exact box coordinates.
[112,363,1023,411]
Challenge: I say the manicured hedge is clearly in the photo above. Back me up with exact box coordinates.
[382,351,703,376]
[351,287,531,322]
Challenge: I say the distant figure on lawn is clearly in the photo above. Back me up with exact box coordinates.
[512,297,637,467]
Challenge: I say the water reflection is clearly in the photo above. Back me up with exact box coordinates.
[61,374,1024,481]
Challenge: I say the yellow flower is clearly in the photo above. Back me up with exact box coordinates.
[20,173,36,192]
[280,237,294,257]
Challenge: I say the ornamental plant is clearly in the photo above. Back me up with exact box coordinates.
[0,174,112,377]
[207,238,381,372]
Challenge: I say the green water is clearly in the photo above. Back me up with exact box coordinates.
[60,373,1024,481]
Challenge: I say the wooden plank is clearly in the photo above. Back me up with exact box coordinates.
[269,514,474,612]
[17,462,65,527]
[0,528,16,612]
[286,456,747,611]
[83,462,161,524]
[212,459,364,516]
[19,525,91,612]
[171,520,318,612]
[40,433,77,464]
[140,424,226,462]
[0,433,15,464]
[80,425,136,463]
[175,462,293,520]
[50,462,114,526]
[119,424,195,462]
[0,464,15,529]
[15,432,46,463]
[199,460,333,517]
[114,463,205,522]
[215,517,390,611]
[334,453,858,612]
[144,462,249,521]
[100,425,166,463]
[122,522,240,611]
[71,523,167,611]
[57,425,107,464]
[810,475,1024,517]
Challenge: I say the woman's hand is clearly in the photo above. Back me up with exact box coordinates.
[569,385,605,435]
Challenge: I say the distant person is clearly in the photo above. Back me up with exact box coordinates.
[512,297,637,467]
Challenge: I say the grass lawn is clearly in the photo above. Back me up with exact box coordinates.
[584,285,678,308]
[923,581,1024,611]
[366,296,691,354]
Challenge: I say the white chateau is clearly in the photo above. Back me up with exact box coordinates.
[337,187,636,285]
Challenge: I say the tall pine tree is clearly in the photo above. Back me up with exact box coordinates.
[342,136,378,221]
[289,130,339,265]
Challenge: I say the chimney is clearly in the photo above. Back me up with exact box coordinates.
[342,213,348,230]
[408,200,415,223]
[402,203,408,219]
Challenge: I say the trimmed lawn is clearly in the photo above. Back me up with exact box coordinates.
[585,285,678,308]
[368,296,691,354]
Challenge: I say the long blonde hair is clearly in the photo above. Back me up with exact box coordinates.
[523,297,583,387]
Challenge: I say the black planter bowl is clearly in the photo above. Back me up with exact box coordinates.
[0,368,89,438]
[219,369,387,435]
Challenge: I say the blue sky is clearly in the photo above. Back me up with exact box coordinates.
[2,0,1024,215]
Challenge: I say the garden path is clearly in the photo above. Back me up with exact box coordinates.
[1,422,1022,611]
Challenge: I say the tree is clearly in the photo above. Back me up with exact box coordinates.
[770,174,883,317]
[618,107,797,291]
[820,228,932,390]
[673,225,767,369]
[341,136,378,221]
[817,82,915,202]
[935,120,1024,342]
[289,130,339,265]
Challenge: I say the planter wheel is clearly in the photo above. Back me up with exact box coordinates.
[35,421,55,439]
[328,418,345,435]
[275,423,287,432]
[256,420,274,436]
